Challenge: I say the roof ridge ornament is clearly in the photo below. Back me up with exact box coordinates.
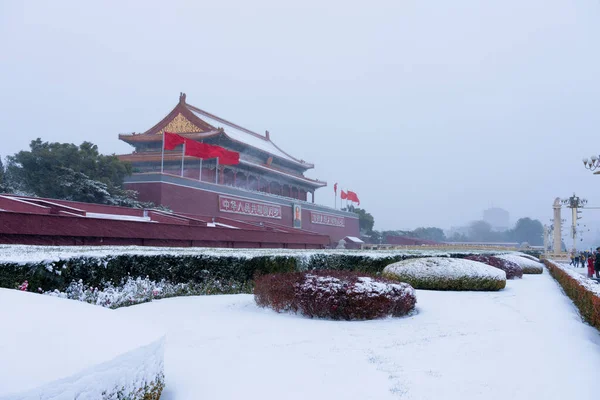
[179,92,186,104]
[265,130,270,140]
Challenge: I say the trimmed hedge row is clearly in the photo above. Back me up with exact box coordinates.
[382,257,507,291]
[465,255,523,279]
[544,259,600,331]
[497,254,543,274]
[254,270,416,320]
[0,252,485,293]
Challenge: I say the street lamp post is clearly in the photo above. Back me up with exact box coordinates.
[582,156,600,171]
[561,194,587,254]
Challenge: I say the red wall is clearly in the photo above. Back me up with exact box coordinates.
[0,212,329,248]
[125,179,359,244]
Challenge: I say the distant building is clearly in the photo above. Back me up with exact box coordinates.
[483,208,510,232]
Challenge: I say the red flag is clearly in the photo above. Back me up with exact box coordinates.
[164,132,185,150]
[334,183,338,194]
[184,139,222,159]
[347,190,360,205]
[341,190,348,200]
[216,147,240,165]
[183,139,239,164]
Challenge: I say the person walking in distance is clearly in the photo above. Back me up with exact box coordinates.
[595,248,600,279]
[587,254,595,278]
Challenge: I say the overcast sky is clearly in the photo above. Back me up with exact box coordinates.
[1,0,599,235]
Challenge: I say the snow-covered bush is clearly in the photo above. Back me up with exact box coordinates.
[254,270,416,320]
[544,259,600,330]
[465,255,523,279]
[0,245,511,296]
[44,276,251,309]
[517,253,541,262]
[497,254,544,274]
[383,257,506,291]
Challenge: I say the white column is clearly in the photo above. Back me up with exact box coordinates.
[553,197,562,254]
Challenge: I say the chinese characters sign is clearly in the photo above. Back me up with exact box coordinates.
[310,211,345,227]
[219,195,282,219]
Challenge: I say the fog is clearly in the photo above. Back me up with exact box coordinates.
[1,0,599,237]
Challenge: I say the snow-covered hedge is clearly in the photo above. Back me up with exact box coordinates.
[465,255,523,279]
[42,276,244,309]
[517,253,541,262]
[544,259,600,331]
[0,245,503,295]
[254,270,417,320]
[0,289,165,400]
[496,254,544,274]
[382,257,507,291]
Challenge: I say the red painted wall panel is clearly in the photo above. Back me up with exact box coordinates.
[0,212,329,248]
[125,180,359,244]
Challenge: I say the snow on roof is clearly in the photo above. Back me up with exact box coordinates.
[344,236,364,243]
[86,212,152,222]
[239,159,326,187]
[187,105,311,168]
[0,195,50,209]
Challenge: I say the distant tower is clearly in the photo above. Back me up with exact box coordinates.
[483,208,510,231]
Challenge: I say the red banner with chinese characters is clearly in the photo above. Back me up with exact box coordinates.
[310,211,345,227]
[219,195,282,219]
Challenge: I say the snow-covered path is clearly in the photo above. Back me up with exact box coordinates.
[118,270,600,400]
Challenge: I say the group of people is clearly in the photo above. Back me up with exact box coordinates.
[570,249,600,279]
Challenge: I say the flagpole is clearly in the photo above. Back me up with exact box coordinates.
[215,157,219,184]
[161,132,165,174]
[199,140,203,181]
[180,141,185,177]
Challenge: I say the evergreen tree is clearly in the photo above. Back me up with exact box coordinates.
[343,204,375,234]
[0,157,6,192]
[409,227,446,242]
[3,138,160,208]
[508,218,544,246]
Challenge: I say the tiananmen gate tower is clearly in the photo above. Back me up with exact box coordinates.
[117,93,359,245]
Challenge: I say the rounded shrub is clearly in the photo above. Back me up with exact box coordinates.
[513,253,540,262]
[382,257,506,291]
[465,255,523,279]
[254,270,416,320]
[496,254,543,274]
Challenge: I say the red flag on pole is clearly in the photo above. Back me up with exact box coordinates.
[184,139,221,158]
[341,190,348,200]
[215,147,240,165]
[347,190,360,205]
[334,183,338,194]
[183,139,240,165]
[164,132,185,150]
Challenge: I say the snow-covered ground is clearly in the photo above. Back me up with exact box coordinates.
[117,270,600,400]
[0,289,165,400]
